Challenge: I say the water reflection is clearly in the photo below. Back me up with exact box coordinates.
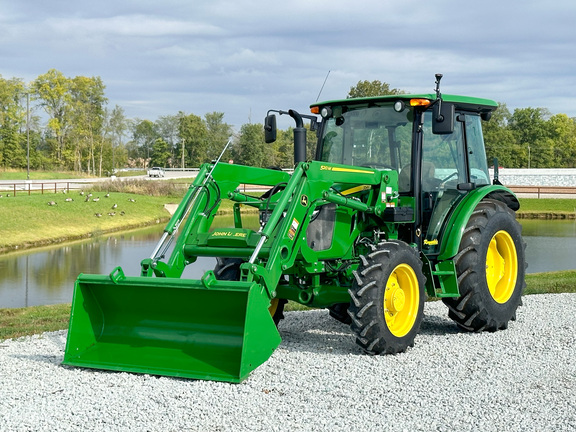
[0,225,216,308]
[0,217,574,308]
[521,219,576,273]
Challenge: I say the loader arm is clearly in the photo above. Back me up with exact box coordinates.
[145,158,404,307]
[141,163,291,278]
[235,161,400,304]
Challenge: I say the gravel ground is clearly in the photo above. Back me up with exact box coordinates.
[1,293,575,432]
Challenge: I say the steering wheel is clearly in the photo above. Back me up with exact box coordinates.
[441,172,458,183]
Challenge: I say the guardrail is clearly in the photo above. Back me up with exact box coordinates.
[508,185,576,198]
[0,182,90,196]
[2,181,576,198]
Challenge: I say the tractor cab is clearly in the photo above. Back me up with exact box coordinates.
[311,90,498,255]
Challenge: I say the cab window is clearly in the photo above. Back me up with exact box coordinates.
[465,114,490,186]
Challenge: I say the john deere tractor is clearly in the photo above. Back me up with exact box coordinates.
[64,75,525,382]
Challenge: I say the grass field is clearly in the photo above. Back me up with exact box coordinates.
[0,192,174,251]
[517,198,576,217]
[0,169,95,181]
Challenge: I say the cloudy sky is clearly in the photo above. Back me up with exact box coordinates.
[2,1,576,130]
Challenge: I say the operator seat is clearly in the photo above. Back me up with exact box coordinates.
[398,161,441,192]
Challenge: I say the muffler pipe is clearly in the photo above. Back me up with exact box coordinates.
[289,109,307,164]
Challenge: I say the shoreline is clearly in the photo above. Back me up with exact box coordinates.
[0,217,171,255]
[516,211,575,219]
[0,209,573,256]
[0,204,257,256]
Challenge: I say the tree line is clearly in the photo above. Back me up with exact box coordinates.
[0,69,311,175]
[483,104,576,168]
[1,72,575,175]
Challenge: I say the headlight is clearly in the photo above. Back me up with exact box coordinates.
[394,100,406,112]
[320,106,332,118]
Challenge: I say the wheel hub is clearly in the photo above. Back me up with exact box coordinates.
[485,230,518,304]
[383,264,420,338]
[387,286,406,313]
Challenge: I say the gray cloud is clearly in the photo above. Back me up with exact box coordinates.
[2,0,576,129]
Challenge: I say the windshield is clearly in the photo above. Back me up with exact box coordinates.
[319,104,414,178]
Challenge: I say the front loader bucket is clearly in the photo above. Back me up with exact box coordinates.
[63,268,281,383]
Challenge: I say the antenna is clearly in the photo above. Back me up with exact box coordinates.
[434,73,443,121]
[315,70,331,102]
[434,73,443,99]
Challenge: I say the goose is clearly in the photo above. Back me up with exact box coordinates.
[48,201,57,206]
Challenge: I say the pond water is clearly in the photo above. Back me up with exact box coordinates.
[520,219,576,273]
[0,218,575,308]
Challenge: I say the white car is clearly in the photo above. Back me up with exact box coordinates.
[148,167,165,178]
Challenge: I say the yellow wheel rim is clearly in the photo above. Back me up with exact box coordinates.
[269,298,279,317]
[486,230,518,304]
[384,264,420,337]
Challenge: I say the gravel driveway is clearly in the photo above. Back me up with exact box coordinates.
[1,293,575,432]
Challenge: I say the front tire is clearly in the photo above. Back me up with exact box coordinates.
[443,199,526,331]
[328,303,352,324]
[348,240,425,354]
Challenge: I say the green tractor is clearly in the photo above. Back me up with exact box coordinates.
[63,75,526,382]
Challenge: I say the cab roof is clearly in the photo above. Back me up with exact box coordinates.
[311,93,498,114]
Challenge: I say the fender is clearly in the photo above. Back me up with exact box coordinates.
[437,185,519,260]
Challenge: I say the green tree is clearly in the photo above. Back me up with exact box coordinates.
[548,113,576,167]
[204,112,233,162]
[155,115,179,166]
[232,123,267,167]
[150,138,171,167]
[105,105,128,173]
[32,69,72,166]
[482,103,524,168]
[508,107,552,168]
[130,119,158,163]
[0,75,27,168]
[69,76,107,175]
[178,112,208,167]
[347,80,404,98]
[271,128,294,168]
[306,124,318,162]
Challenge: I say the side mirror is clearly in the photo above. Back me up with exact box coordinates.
[264,114,277,143]
[432,103,455,134]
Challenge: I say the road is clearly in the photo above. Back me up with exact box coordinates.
[0,169,199,194]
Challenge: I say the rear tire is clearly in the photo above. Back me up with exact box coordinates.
[214,258,287,326]
[443,199,526,331]
[348,240,425,354]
